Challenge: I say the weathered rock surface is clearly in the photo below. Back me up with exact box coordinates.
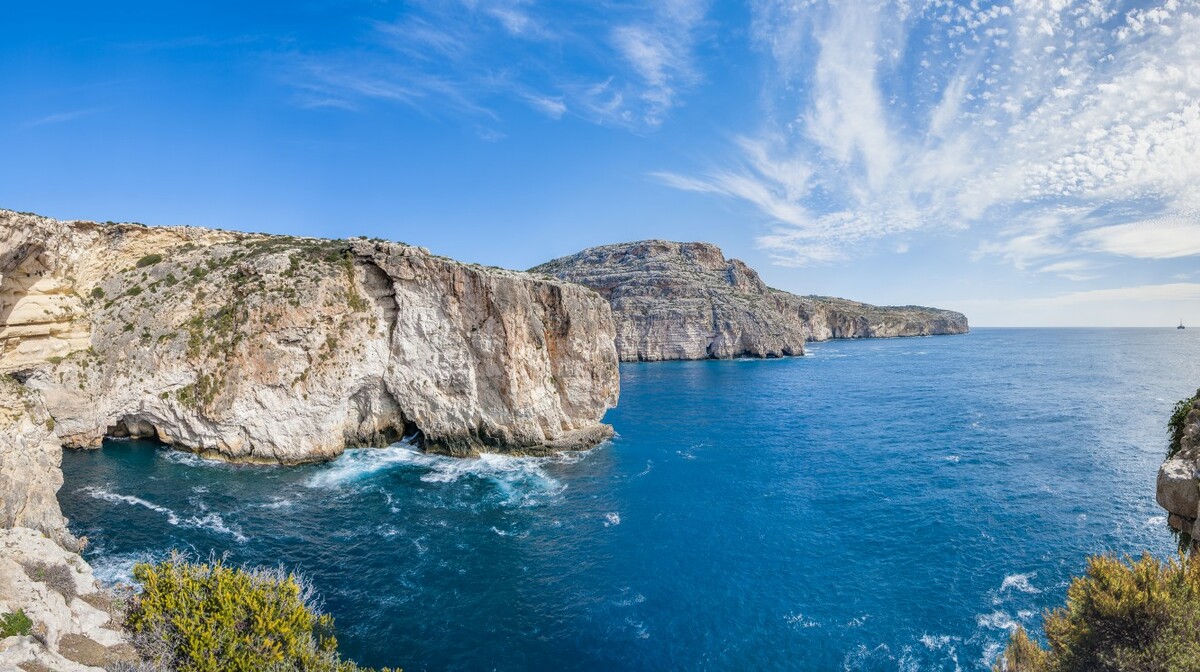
[1,209,620,463]
[0,527,135,672]
[0,381,74,552]
[1157,389,1200,537]
[530,240,969,361]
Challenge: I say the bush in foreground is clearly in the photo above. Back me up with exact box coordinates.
[126,553,398,672]
[994,554,1200,671]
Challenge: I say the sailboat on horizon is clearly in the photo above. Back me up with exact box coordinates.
[1180,320,1187,330]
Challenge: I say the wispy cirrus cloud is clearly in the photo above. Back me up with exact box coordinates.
[656,0,1200,268]
[284,0,709,130]
[23,108,101,128]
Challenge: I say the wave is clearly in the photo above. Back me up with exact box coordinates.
[83,486,246,541]
[1000,572,1040,594]
[306,440,567,507]
[785,612,820,628]
[604,512,621,527]
[87,549,160,586]
[304,439,423,488]
[82,486,181,525]
[184,512,247,542]
[976,611,1020,631]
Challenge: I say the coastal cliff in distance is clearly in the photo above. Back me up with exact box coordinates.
[530,240,969,362]
[1157,389,1200,539]
[0,209,620,467]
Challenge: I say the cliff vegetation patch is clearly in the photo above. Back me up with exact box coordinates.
[994,554,1200,671]
[1167,390,1199,459]
[0,609,33,637]
[125,553,399,672]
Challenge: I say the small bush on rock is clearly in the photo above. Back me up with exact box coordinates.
[22,560,77,602]
[1167,390,1199,459]
[136,254,164,268]
[0,609,33,637]
[126,553,399,672]
[994,553,1200,671]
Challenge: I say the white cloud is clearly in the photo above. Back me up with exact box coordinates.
[1075,215,1200,259]
[661,0,1200,268]
[524,94,567,119]
[285,0,709,130]
[944,283,1200,326]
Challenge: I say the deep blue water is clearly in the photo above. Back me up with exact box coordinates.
[60,328,1200,670]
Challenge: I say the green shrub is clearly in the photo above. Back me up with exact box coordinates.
[1167,390,1198,459]
[126,554,398,672]
[994,554,1200,671]
[91,286,106,299]
[136,254,164,268]
[0,609,33,637]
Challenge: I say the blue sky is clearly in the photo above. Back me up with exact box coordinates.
[3,0,1199,326]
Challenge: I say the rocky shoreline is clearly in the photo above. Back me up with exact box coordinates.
[531,240,969,362]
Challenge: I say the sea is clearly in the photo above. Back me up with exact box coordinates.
[58,328,1200,671]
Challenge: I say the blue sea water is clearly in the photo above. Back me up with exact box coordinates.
[59,328,1200,671]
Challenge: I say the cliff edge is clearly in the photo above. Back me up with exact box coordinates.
[1157,389,1200,538]
[530,240,969,362]
[0,209,620,464]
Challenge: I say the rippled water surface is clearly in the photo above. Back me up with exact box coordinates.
[60,328,1200,670]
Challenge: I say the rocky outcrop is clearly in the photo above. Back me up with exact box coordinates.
[530,240,969,361]
[1157,389,1200,537]
[0,381,75,552]
[0,527,135,671]
[1,209,620,462]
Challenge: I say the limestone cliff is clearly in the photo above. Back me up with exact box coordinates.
[0,209,620,464]
[1157,389,1200,538]
[530,240,969,362]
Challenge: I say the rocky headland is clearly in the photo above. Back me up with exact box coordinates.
[1,209,620,464]
[530,240,969,361]
[1,208,625,668]
[1157,389,1200,539]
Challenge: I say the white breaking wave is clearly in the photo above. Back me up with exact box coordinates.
[184,512,247,542]
[88,549,160,586]
[83,486,247,541]
[604,512,621,527]
[306,440,567,507]
[976,611,1020,631]
[1000,572,1040,594]
[83,486,181,525]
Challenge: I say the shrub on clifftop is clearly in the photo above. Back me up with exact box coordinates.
[126,553,398,672]
[1167,390,1199,459]
[994,554,1200,671]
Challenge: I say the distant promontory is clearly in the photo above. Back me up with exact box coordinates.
[531,240,969,362]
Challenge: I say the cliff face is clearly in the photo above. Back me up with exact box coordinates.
[530,240,969,362]
[0,209,620,465]
[1157,390,1200,537]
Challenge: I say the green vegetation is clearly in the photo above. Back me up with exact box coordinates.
[136,253,164,268]
[0,609,33,637]
[91,286,106,299]
[126,555,397,672]
[1167,390,1198,459]
[994,554,1200,671]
